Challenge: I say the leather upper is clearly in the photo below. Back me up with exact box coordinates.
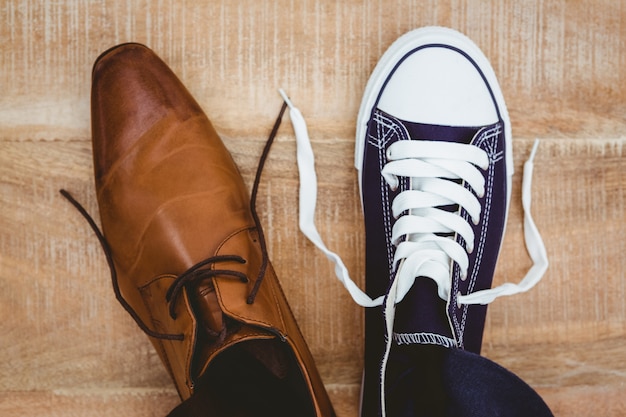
[90,43,333,416]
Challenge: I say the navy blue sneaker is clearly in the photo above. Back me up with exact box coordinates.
[278,26,550,417]
[354,27,551,416]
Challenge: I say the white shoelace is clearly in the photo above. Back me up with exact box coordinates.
[279,89,548,310]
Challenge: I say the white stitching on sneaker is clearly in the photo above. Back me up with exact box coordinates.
[457,140,548,305]
[454,125,499,344]
[371,111,405,271]
[393,331,456,348]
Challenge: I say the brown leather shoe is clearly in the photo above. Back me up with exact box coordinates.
[87,43,335,416]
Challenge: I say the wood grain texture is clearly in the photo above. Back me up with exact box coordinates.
[1,0,625,415]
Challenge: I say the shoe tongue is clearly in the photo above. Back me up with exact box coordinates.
[399,118,482,144]
[390,117,486,346]
[190,282,288,379]
[190,280,224,335]
[188,229,294,382]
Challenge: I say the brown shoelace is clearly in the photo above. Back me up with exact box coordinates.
[61,100,289,341]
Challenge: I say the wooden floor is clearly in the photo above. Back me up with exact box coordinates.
[1,1,625,415]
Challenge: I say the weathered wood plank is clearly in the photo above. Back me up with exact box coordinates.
[1,0,624,141]
[0,389,180,417]
[1,0,625,415]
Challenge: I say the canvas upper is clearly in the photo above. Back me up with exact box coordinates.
[351,27,549,417]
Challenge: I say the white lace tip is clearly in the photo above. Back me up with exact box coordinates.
[529,139,540,162]
[278,88,295,109]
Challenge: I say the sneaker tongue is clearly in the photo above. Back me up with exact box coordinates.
[399,118,482,145]
[390,117,485,346]
[393,275,456,345]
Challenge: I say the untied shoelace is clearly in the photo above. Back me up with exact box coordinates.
[278,87,548,310]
